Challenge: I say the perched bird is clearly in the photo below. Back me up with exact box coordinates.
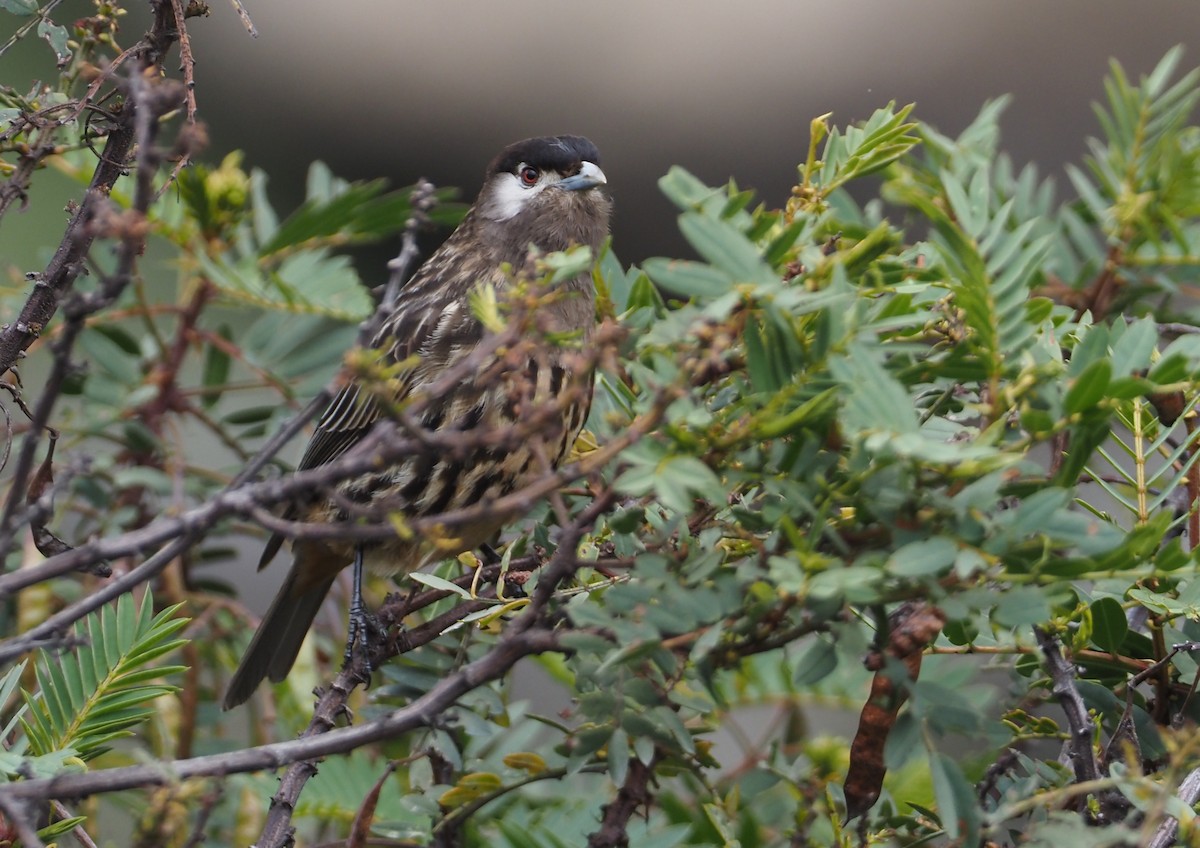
[223,136,610,709]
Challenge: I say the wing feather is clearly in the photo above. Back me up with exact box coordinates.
[295,268,487,473]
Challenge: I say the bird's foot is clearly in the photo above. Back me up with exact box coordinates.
[343,601,385,686]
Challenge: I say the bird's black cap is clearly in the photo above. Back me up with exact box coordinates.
[489,135,601,176]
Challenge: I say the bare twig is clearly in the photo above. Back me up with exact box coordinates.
[1034,626,1129,824]
[225,0,258,37]
[0,0,64,63]
[1035,627,1102,783]
[0,0,184,377]
[167,0,199,124]
[253,489,618,847]
[1146,766,1200,848]
[346,762,396,848]
[368,179,437,340]
[586,751,660,848]
[0,792,46,848]
[0,626,563,807]
[51,800,98,848]
[0,123,60,224]
[179,786,222,848]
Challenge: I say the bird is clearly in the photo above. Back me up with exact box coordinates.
[223,135,611,709]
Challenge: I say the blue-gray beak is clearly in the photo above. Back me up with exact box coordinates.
[558,160,607,192]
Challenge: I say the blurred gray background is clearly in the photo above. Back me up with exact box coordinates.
[178,0,1200,265]
[5,1,1200,268]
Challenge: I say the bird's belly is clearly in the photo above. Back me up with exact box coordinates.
[311,352,591,576]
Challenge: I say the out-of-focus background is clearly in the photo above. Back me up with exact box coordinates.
[161,0,1200,263]
[5,1,1200,268]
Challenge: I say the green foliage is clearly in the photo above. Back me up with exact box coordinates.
[8,4,1200,843]
[0,662,84,780]
[21,592,188,761]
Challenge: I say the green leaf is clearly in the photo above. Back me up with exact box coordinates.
[677,212,775,284]
[80,329,141,386]
[204,250,373,322]
[249,168,279,246]
[793,637,838,686]
[642,259,734,299]
[992,587,1051,628]
[888,537,958,577]
[260,176,385,254]
[22,593,188,761]
[200,324,233,409]
[929,751,980,843]
[0,0,38,14]
[607,727,629,786]
[408,572,472,599]
[222,405,277,426]
[1109,318,1158,377]
[1089,596,1128,652]
[1064,358,1111,414]
[658,166,721,211]
[830,345,919,436]
[37,19,70,65]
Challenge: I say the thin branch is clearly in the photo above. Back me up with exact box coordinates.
[363,179,437,345]
[253,489,618,847]
[0,0,64,62]
[0,792,46,848]
[0,626,561,807]
[51,800,98,848]
[586,751,660,848]
[1034,626,1128,824]
[1146,766,1200,848]
[167,0,199,124]
[0,0,183,377]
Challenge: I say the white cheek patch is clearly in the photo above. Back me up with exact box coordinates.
[483,171,558,221]
[485,173,538,220]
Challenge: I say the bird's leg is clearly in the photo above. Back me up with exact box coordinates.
[344,545,384,681]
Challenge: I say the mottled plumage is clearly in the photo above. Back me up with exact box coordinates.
[224,136,611,709]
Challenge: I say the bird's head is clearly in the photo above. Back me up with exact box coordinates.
[474,135,611,260]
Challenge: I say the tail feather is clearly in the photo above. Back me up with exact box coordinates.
[222,562,336,710]
[266,577,334,683]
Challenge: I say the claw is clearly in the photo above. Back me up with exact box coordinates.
[342,545,384,686]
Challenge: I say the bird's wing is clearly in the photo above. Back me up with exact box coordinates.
[296,280,487,474]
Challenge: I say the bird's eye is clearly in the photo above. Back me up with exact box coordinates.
[518,165,540,187]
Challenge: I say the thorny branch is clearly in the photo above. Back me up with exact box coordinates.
[253,491,619,848]
[0,318,656,663]
[0,495,619,815]
[1146,766,1200,848]
[586,750,661,848]
[0,628,565,804]
[0,0,187,377]
[0,70,189,566]
[1034,626,1130,825]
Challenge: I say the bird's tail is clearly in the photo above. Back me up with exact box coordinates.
[222,557,335,710]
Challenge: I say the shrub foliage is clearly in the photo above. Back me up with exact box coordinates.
[3,4,1200,847]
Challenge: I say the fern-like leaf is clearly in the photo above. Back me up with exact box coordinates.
[21,592,188,761]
